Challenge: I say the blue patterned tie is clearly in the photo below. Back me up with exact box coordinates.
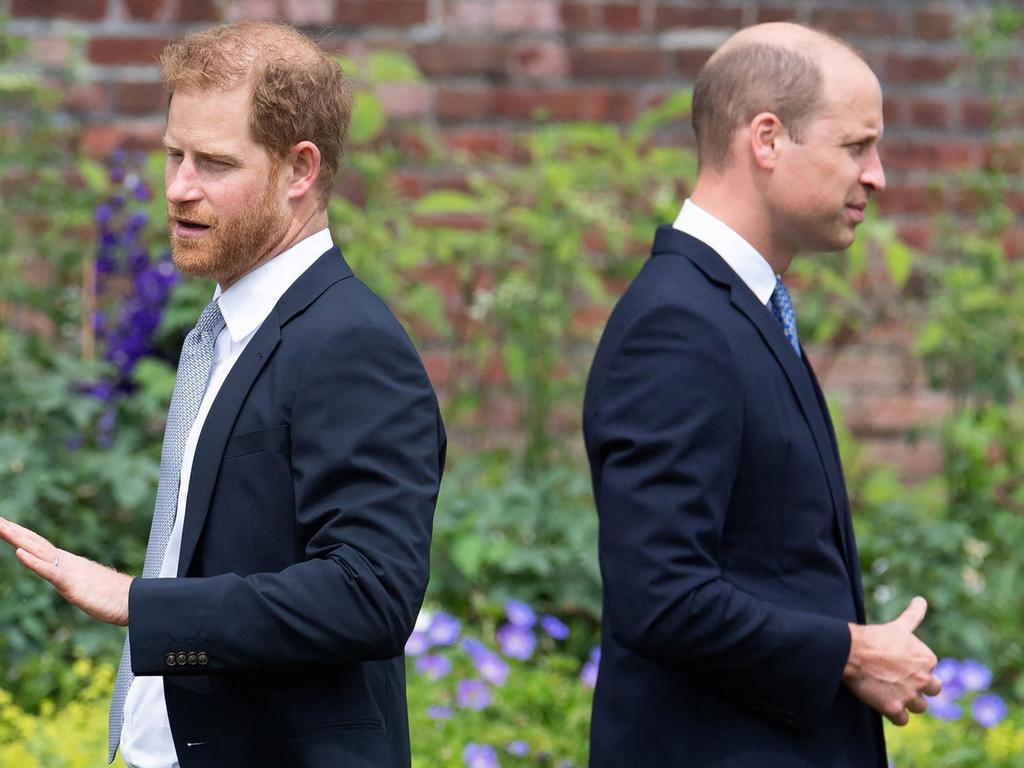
[108,299,224,763]
[770,277,801,358]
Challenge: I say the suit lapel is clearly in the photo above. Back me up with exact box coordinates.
[176,247,354,577]
[652,227,857,589]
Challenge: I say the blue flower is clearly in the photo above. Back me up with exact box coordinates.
[926,687,962,721]
[428,612,461,646]
[405,630,431,657]
[959,659,992,692]
[505,599,536,628]
[497,623,536,660]
[540,615,570,640]
[464,743,499,768]
[426,705,453,720]
[474,647,510,686]
[580,646,601,689]
[506,740,529,756]
[94,204,114,225]
[971,693,1007,728]
[934,658,962,688]
[415,653,452,680]
[456,679,491,711]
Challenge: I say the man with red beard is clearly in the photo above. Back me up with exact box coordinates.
[0,22,445,768]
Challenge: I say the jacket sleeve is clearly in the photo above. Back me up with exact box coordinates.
[128,319,445,673]
[587,301,850,731]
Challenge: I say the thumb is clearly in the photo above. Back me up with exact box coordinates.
[893,596,928,632]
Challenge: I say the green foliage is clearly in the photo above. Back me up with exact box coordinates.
[885,711,1024,768]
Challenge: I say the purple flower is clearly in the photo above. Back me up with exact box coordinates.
[133,181,152,201]
[506,740,529,756]
[464,743,499,768]
[415,653,452,680]
[428,612,461,646]
[94,204,114,224]
[456,679,491,711]
[426,705,453,720]
[474,647,510,686]
[580,646,601,689]
[405,630,431,656]
[971,693,1007,728]
[959,659,992,692]
[926,687,962,721]
[497,623,536,660]
[505,599,536,628]
[540,615,570,640]
[462,638,489,660]
[934,658,962,689]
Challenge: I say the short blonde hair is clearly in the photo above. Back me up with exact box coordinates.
[160,21,353,207]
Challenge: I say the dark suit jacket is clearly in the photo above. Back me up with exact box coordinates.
[127,247,445,768]
[583,227,885,768]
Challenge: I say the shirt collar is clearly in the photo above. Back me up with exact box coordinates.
[214,228,333,343]
[672,199,777,305]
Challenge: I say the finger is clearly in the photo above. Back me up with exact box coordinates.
[893,596,928,632]
[886,708,909,727]
[921,675,942,697]
[0,518,55,557]
[906,696,928,714]
[15,546,61,584]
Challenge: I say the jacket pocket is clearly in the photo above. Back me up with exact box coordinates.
[223,424,289,459]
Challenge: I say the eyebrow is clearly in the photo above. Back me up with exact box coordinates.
[161,137,244,164]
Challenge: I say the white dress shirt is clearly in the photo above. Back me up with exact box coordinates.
[672,199,777,305]
[120,228,334,768]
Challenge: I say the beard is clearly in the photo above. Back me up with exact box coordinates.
[168,172,290,287]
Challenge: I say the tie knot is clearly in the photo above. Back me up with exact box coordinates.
[195,299,224,336]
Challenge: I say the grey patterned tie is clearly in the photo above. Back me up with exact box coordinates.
[108,299,224,763]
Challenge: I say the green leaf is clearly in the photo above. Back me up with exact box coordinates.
[367,50,422,83]
[884,239,914,288]
[349,90,386,144]
[412,190,486,215]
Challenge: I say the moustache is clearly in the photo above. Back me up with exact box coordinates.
[168,204,217,228]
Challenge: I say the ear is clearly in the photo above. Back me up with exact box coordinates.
[284,140,322,202]
[747,112,786,171]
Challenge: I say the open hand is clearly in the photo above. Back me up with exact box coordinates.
[843,596,941,725]
[0,517,131,626]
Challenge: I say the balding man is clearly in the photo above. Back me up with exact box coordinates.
[583,23,940,767]
[0,22,444,768]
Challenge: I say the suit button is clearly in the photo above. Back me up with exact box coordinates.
[197,651,209,666]
[187,652,198,666]
[176,652,188,666]
[165,653,177,667]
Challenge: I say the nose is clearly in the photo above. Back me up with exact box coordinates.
[164,156,202,205]
[861,145,886,194]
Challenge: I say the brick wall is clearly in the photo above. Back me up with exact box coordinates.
[4,0,1014,479]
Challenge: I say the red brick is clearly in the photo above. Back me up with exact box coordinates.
[12,0,106,19]
[421,349,452,388]
[908,98,948,129]
[436,87,495,120]
[757,5,801,23]
[177,0,221,21]
[882,96,903,128]
[411,212,489,230]
[88,37,168,66]
[560,2,597,31]
[390,170,424,199]
[915,9,955,40]
[493,0,561,32]
[896,222,933,252]
[877,183,944,216]
[496,89,585,121]
[656,5,743,28]
[513,41,569,78]
[282,0,335,24]
[444,128,514,159]
[810,8,903,37]
[602,3,642,32]
[570,46,664,79]
[63,83,111,113]
[960,98,993,131]
[30,37,73,68]
[584,88,637,122]
[376,82,430,118]
[117,82,167,115]
[676,49,714,78]
[885,53,959,83]
[224,0,279,20]
[881,140,975,172]
[819,347,913,393]
[124,0,165,20]
[848,391,952,434]
[79,121,165,156]
[414,42,506,77]
[861,438,943,483]
[335,0,428,26]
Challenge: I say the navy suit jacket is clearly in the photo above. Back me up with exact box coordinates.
[127,248,446,768]
[583,227,885,767]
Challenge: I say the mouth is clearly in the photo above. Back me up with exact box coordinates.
[845,203,867,223]
[171,217,212,237]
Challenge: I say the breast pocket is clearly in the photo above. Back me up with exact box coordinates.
[223,424,289,459]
